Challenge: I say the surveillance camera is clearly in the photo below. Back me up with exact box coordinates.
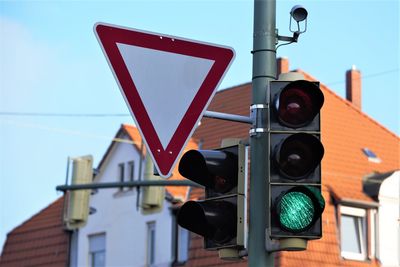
[290,5,308,22]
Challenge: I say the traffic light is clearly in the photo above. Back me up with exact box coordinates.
[177,140,246,257]
[64,155,93,230]
[141,152,165,214]
[269,74,325,242]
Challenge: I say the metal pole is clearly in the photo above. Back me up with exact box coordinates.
[203,110,252,124]
[56,180,202,191]
[136,140,145,210]
[248,0,276,266]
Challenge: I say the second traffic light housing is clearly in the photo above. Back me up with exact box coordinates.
[177,141,246,252]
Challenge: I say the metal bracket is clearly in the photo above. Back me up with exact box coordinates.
[249,104,269,136]
[265,228,308,252]
[204,110,252,124]
[277,32,300,43]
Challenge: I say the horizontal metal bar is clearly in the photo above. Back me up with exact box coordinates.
[56,180,202,191]
[269,130,321,134]
[204,110,252,124]
[270,182,321,187]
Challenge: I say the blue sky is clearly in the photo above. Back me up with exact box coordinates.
[0,0,399,252]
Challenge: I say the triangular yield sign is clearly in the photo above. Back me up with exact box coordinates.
[95,22,235,177]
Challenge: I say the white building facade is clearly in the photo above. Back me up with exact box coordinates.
[377,171,400,267]
[70,125,191,267]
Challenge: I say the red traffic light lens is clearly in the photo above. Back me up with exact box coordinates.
[276,133,324,180]
[178,150,238,193]
[276,80,324,128]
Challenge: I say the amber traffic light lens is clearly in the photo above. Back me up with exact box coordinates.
[276,133,324,180]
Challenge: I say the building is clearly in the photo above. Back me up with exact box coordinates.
[184,58,400,267]
[70,124,198,267]
[0,197,70,267]
[1,58,399,267]
[363,170,400,267]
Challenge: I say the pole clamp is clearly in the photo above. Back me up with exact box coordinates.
[249,104,269,136]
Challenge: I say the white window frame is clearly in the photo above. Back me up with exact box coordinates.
[340,206,367,261]
[88,233,106,267]
[176,225,189,263]
[368,209,377,259]
[146,221,156,266]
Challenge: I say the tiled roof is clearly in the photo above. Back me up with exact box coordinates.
[308,70,400,201]
[193,82,251,149]
[0,197,70,267]
[122,124,199,201]
[184,66,399,266]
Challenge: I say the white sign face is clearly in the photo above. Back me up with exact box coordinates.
[117,44,214,149]
[95,22,235,177]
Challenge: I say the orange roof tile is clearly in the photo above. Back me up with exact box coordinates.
[300,71,400,201]
[165,136,199,201]
[121,124,199,201]
[0,197,70,267]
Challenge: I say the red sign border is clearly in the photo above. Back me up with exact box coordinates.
[95,22,234,177]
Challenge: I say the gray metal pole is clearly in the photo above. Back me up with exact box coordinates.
[56,180,202,191]
[203,110,252,124]
[248,0,276,266]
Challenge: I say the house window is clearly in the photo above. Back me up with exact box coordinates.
[176,225,189,263]
[147,222,156,266]
[89,233,106,267]
[128,161,135,189]
[118,163,125,191]
[362,148,381,163]
[172,214,189,264]
[340,206,374,261]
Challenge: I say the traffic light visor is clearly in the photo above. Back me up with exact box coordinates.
[178,150,238,193]
[177,200,236,244]
[276,80,324,128]
[275,133,324,180]
[276,186,325,233]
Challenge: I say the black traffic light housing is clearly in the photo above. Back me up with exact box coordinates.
[270,79,323,131]
[270,133,323,183]
[269,75,325,242]
[177,141,246,253]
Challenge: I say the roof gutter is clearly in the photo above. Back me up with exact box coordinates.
[337,198,379,209]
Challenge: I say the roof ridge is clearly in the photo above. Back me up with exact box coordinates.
[9,197,64,235]
[102,124,198,202]
[217,81,251,93]
[298,69,399,140]
[218,69,399,140]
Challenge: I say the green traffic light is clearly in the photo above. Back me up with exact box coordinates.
[279,191,314,232]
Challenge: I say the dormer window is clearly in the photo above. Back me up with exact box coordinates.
[339,205,377,261]
[362,148,381,163]
[340,206,367,260]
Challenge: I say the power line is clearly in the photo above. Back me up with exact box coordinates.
[0,69,398,118]
[0,112,130,117]
[326,68,399,86]
[1,118,137,144]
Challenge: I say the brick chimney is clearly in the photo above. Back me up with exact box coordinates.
[277,57,289,77]
[346,65,362,109]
